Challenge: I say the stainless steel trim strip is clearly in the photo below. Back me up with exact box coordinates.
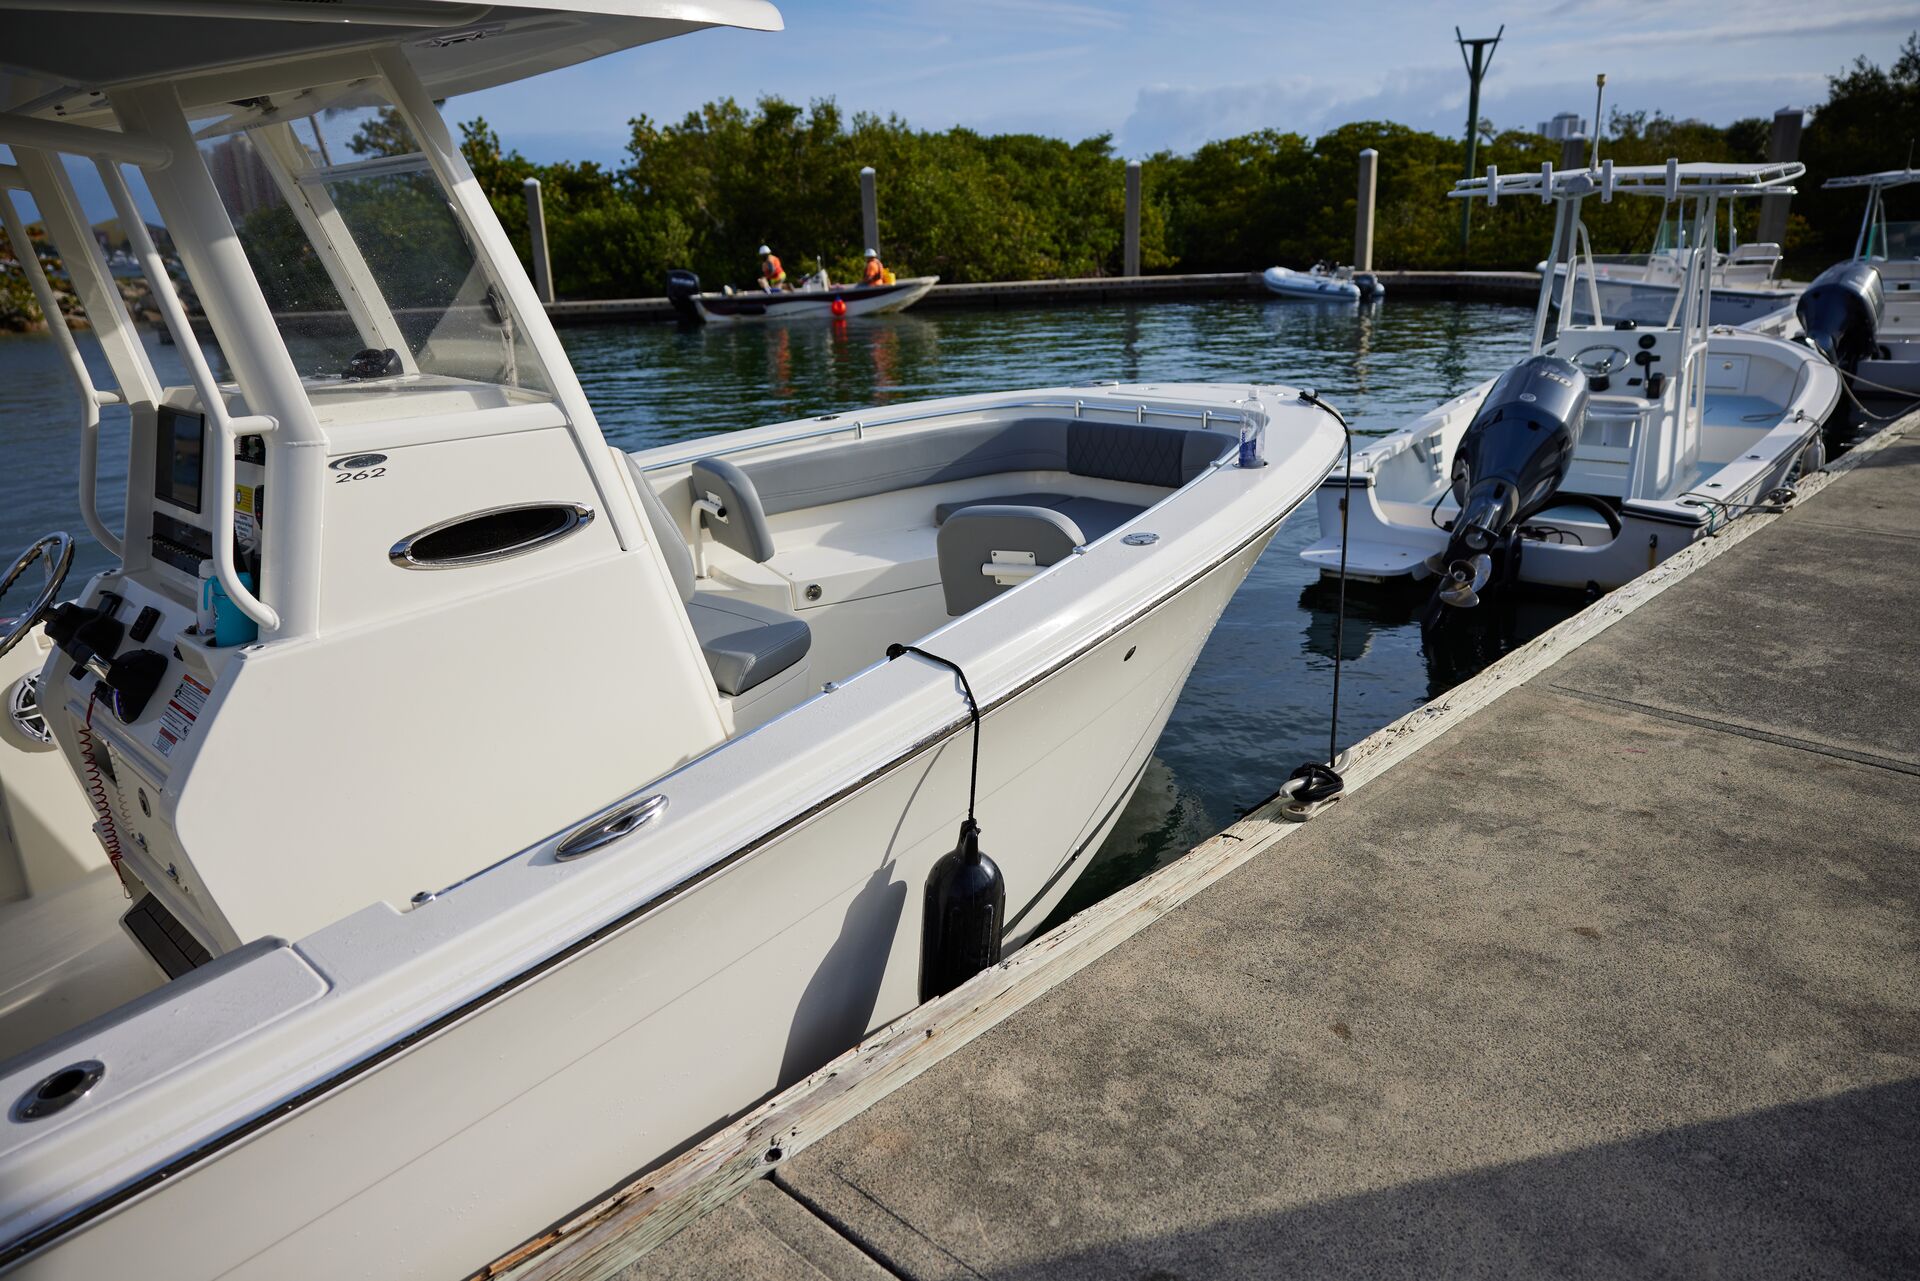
[388,502,594,570]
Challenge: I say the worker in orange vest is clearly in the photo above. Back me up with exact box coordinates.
[861,248,886,286]
[757,244,786,291]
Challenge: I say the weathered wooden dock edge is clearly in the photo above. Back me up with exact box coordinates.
[541,271,1539,325]
[474,408,1919,1281]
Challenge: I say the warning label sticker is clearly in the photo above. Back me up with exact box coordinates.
[234,484,256,547]
[153,673,212,758]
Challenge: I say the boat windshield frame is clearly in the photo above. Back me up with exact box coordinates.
[0,47,638,642]
[1450,158,1800,354]
[1825,170,1920,261]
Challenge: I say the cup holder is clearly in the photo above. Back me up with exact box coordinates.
[13,1060,104,1122]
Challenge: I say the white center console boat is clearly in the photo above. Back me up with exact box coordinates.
[0,4,1346,1276]
[1301,161,1840,616]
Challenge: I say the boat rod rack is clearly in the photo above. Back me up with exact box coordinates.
[646,398,1253,471]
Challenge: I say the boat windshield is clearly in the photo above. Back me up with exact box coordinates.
[1867,218,1920,259]
[195,93,552,411]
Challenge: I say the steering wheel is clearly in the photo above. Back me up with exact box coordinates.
[1569,345,1630,377]
[0,534,75,661]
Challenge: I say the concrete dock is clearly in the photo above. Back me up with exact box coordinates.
[582,409,1920,1280]
[541,271,1539,326]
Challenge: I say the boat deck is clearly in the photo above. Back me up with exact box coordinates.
[1703,390,1791,425]
[500,411,1920,1281]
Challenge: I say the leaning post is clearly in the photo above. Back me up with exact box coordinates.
[1124,161,1142,277]
[523,177,554,304]
[1757,108,1805,247]
[1353,148,1378,271]
[860,166,880,255]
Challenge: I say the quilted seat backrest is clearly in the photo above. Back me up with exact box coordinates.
[1066,421,1235,488]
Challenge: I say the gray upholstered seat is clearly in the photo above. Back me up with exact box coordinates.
[932,494,1145,542]
[684,595,812,695]
[626,454,812,696]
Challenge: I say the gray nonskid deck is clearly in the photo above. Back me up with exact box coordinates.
[610,414,1920,1281]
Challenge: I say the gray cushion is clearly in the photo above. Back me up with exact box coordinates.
[1067,420,1235,487]
[937,493,1145,542]
[626,454,695,602]
[936,504,1085,616]
[686,593,812,695]
[689,456,779,564]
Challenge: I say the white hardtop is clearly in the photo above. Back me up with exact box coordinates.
[1451,159,1801,204]
[1823,168,1920,191]
[0,0,781,121]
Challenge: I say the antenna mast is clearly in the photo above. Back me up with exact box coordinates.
[1591,73,1607,167]
[1456,25,1504,252]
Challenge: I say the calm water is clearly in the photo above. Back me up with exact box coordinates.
[0,298,1566,923]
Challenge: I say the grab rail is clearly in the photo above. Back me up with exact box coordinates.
[0,184,125,559]
[96,159,281,630]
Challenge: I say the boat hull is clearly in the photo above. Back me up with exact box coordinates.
[10,526,1283,1280]
[693,276,938,323]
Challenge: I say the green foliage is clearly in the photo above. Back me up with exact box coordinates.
[453,36,1916,297]
[1792,33,1920,273]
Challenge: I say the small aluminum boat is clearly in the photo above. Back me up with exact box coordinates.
[668,270,939,323]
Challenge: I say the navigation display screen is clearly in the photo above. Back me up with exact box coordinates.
[154,407,206,514]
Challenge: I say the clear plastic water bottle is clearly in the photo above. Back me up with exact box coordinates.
[1237,389,1266,468]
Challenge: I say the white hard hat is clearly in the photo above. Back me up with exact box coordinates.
[758,244,771,255]
[864,248,877,258]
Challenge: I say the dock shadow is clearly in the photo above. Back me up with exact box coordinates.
[976,1078,1920,1280]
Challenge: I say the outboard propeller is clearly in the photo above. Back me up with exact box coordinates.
[1435,552,1492,608]
[1423,353,1587,627]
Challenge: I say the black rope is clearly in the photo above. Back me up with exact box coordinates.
[886,643,981,827]
[1300,388,1353,772]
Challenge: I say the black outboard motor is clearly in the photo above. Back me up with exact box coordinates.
[665,269,702,321]
[1796,261,1884,373]
[1427,354,1587,619]
[1354,272,1382,301]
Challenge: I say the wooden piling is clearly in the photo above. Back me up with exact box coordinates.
[524,178,554,304]
[859,166,879,256]
[1353,149,1378,272]
[1124,161,1142,277]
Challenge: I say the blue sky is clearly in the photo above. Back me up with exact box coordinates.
[452,0,1920,167]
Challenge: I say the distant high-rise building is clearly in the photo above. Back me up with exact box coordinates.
[1538,112,1587,140]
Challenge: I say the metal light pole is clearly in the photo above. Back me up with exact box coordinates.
[1590,73,1607,167]
[1455,24,1503,252]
